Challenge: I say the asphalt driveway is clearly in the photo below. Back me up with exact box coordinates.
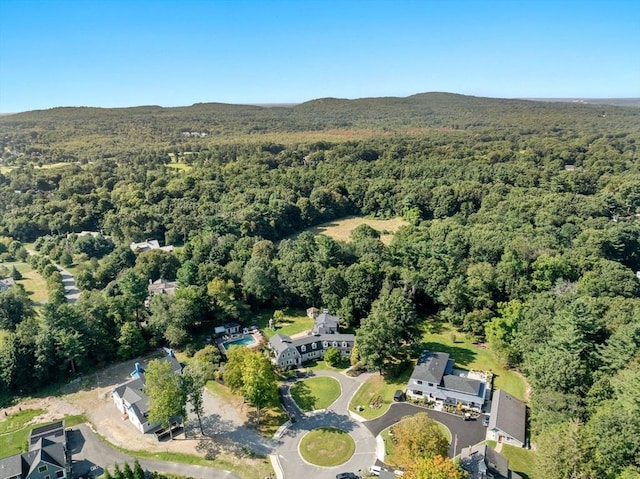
[67,424,242,479]
[363,403,487,457]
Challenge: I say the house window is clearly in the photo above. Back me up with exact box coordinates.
[39,466,48,473]
[428,383,434,387]
[332,341,338,348]
[312,342,317,349]
[57,471,65,478]
[416,380,423,385]
[44,475,50,479]
[301,345,306,352]
[323,341,328,348]
[413,390,423,396]
[342,341,347,348]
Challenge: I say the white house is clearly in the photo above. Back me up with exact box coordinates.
[486,389,527,447]
[112,349,183,434]
[129,240,174,253]
[406,350,487,410]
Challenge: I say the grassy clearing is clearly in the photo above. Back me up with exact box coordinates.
[252,309,315,339]
[18,266,49,303]
[349,369,412,420]
[304,216,408,245]
[500,444,537,479]
[0,412,85,457]
[166,162,193,172]
[290,376,341,411]
[299,427,355,467]
[420,324,528,401]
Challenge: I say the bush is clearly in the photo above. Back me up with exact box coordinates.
[324,346,341,367]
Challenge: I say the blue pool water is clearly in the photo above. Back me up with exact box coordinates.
[222,335,257,350]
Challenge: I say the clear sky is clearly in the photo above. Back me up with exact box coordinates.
[0,0,638,112]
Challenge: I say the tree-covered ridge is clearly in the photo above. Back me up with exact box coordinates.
[1,92,639,165]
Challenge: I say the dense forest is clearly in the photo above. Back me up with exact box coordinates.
[1,93,639,478]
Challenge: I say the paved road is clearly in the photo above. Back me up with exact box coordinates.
[59,268,80,303]
[68,424,242,479]
[364,402,487,457]
[273,370,377,479]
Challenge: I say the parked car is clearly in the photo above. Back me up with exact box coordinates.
[336,473,359,479]
[370,465,382,476]
[393,390,405,402]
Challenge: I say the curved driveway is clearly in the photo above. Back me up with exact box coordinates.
[274,370,488,478]
[273,370,377,479]
[69,424,241,479]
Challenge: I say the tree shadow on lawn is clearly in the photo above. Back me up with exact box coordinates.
[417,341,477,368]
[289,382,317,412]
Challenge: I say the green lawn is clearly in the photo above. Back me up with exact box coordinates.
[299,427,355,467]
[252,309,315,339]
[349,368,413,420]
[11,262,49,303]
[501,444,537,479]
[290,376,341,411]
[420,324,528,401]
[0,411,85,457]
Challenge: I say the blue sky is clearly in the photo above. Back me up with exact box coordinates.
[0,0,638,112]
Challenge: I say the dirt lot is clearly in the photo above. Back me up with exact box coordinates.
[7,354,272,473]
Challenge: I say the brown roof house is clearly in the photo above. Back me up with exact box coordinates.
[0,421,70,479]
[486,389,527,447]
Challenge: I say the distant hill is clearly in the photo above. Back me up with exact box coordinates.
[1,92,639,164]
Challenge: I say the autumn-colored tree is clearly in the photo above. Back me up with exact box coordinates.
[392,413,449,467]
[404,455,467,479]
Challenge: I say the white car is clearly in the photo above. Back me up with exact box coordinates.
[369,465,382,476]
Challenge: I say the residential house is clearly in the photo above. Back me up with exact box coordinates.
[145,278,177,307]
[486,389,527,447]
[129,240,174,253]
[112,349,183,434]
[460,443,523,479]
[269,312,354,367]
[406,351,487,411]
[306,307,320,318]
[0,277,15,292]
[0,421,70,479]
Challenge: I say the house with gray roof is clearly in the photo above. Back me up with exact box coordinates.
[0,421,70,479]
[486,389,527,447]
[406,350,487,410]
[268,311,354,367]
[112,349,183,434]
[460,443,523,479]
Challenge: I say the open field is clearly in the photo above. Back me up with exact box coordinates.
[420,324,528,401]
[304,216,408,245]
[1,261,49,303]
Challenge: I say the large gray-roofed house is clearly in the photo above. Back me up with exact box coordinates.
[486,389,527,447]
[0,420,70,479]
[406,350,487,410]
[112,349,183,434]
[268,311,354,367]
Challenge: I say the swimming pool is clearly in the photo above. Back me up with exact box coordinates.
[222,335,258,351]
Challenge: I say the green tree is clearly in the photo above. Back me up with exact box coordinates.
[145,359,187,439]
[132,460,145,479]
[324,346,341,367]
[117,322,146,359]
[182,363,206,434]
[392,413,449,467]
[404,455,467,479]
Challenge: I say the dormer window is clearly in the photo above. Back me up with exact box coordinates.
[301,345,307,352]
[332,341,338,348]
[323,341,328,348]
[342,341,347,348]
[312,342,317,349]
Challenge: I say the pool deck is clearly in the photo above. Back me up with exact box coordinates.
[216,330,264,357]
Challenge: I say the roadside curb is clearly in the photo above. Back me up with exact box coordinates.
[269,454,284,479]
